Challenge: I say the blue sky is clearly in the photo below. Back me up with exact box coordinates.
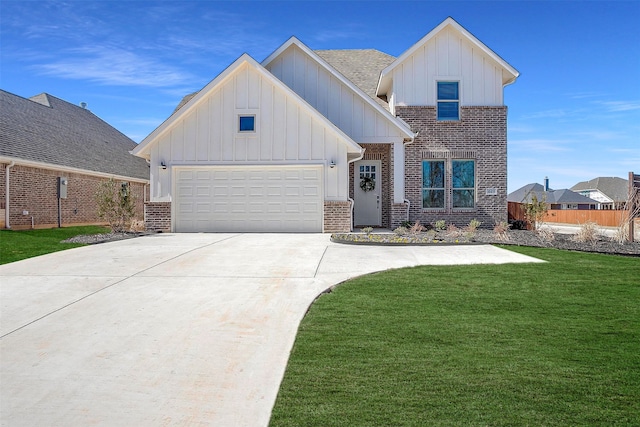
[1,0,638,192]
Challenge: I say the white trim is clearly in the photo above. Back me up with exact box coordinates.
[262,37,415,141]
[377,17,519,97]
[0,156,149,184]
[133,53,363,159]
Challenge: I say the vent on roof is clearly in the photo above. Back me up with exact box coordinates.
[80,102,87,109]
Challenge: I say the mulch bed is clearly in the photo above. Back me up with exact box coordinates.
[331,229,640,256]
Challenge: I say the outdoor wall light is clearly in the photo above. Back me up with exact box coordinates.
[160,161,167,170]
[329,159,336,168]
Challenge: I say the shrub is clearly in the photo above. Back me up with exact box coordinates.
[493,221,510,241]
[409,221,425,234]
[394,226,408,236]
[95,179,137,233]
[467,219,481,231]
[400,220,413,228]
[573,221,600,244]
[510,220,528,230]
[435,220,446,231]
[361,227,373,235]
[523,194,547,230]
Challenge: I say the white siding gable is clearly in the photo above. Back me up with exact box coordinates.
[378,18,519,112]
[265,43,411,144]
[135,55,362,202]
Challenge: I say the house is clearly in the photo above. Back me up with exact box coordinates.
[571,177,629,210]
[0,90,149,230]
[508,182,598,210]
[133,17,519,233]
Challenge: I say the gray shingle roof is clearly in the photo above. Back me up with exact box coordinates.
[571,177,629,203]
[0,90,149,181]
[508,183,598,204]
[315,49,395,108]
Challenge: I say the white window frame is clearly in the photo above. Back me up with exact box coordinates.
[436,80,460,121]
[238,114,256,133]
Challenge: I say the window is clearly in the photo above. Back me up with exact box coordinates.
[422,160,445,209]
[437,81,459,121]
[422,159,476,210]
[452,160,475,208]
[238,115,255,132]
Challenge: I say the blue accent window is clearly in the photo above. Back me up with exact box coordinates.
[239,115,255,132]
[422,160,445,209]
[452,160,475,208]
[437,81,459,121]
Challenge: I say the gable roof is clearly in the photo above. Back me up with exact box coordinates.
[508,183,598,204]
[262,37,414,141]
[0,90,149,181]
[132,53,364,158]
[315,49,395,109]
[377,17,520,96]
[571,177,629,202]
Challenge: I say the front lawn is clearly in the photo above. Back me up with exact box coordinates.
[0,226,110,265]
[271,247,640,426]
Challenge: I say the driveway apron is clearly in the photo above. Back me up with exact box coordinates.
[0,233,542,426]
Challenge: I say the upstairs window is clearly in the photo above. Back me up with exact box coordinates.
[238,115,255,132]
[437,81,459,121]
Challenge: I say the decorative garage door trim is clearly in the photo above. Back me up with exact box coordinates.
[173,165,324,232]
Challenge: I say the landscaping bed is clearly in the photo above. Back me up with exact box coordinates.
[331,228,640,256]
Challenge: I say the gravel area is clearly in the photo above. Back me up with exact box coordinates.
[62,232,146,245]
[332,229,640,256]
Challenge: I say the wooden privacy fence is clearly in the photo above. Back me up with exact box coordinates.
[543,209,625,227]
[508,202,627,227]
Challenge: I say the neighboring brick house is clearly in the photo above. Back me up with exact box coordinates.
[0,90,149,230]
[133,17,518,232]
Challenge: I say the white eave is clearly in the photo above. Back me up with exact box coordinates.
[132,53,364,159]
[376,17,520,97]
[263,37,415,141]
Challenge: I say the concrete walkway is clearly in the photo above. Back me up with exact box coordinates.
[0,233,542,426]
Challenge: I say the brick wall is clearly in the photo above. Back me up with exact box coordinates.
[395,106,507,229]
[324,200,351,232]
[1,163,146,230]
[145,202,171,232]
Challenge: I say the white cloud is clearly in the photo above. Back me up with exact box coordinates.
[37,47,192,87]
[598,101,640,112]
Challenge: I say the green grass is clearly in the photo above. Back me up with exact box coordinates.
[0,226,110,265]
[271,247,640,426]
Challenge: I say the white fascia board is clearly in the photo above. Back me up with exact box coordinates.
[134,53,363,158]
[377,17,520,96]
[262,37,414,141]
[0,156,150,184]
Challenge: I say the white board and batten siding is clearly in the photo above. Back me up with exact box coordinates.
[390,25,508,111]
[265,44,407,144]
[148,61,350,203]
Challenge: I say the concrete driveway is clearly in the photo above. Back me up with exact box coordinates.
[1,233,542,426]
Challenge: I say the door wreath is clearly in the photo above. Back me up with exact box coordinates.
[359,176,376,192]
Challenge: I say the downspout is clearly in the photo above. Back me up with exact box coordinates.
[347,148,366,232]
[5,161,15,229]
[401,133,417,223]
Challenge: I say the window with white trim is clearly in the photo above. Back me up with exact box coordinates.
[437,81,459,121]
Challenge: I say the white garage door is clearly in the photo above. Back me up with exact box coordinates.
[175,166,323,232]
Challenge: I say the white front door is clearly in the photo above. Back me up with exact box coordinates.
[353,160,381,227]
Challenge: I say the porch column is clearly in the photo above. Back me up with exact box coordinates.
[393,141,405,203]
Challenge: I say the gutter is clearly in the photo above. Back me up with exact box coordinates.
[5,161,15,229]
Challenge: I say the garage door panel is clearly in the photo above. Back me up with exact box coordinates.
[175,166,323,232]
